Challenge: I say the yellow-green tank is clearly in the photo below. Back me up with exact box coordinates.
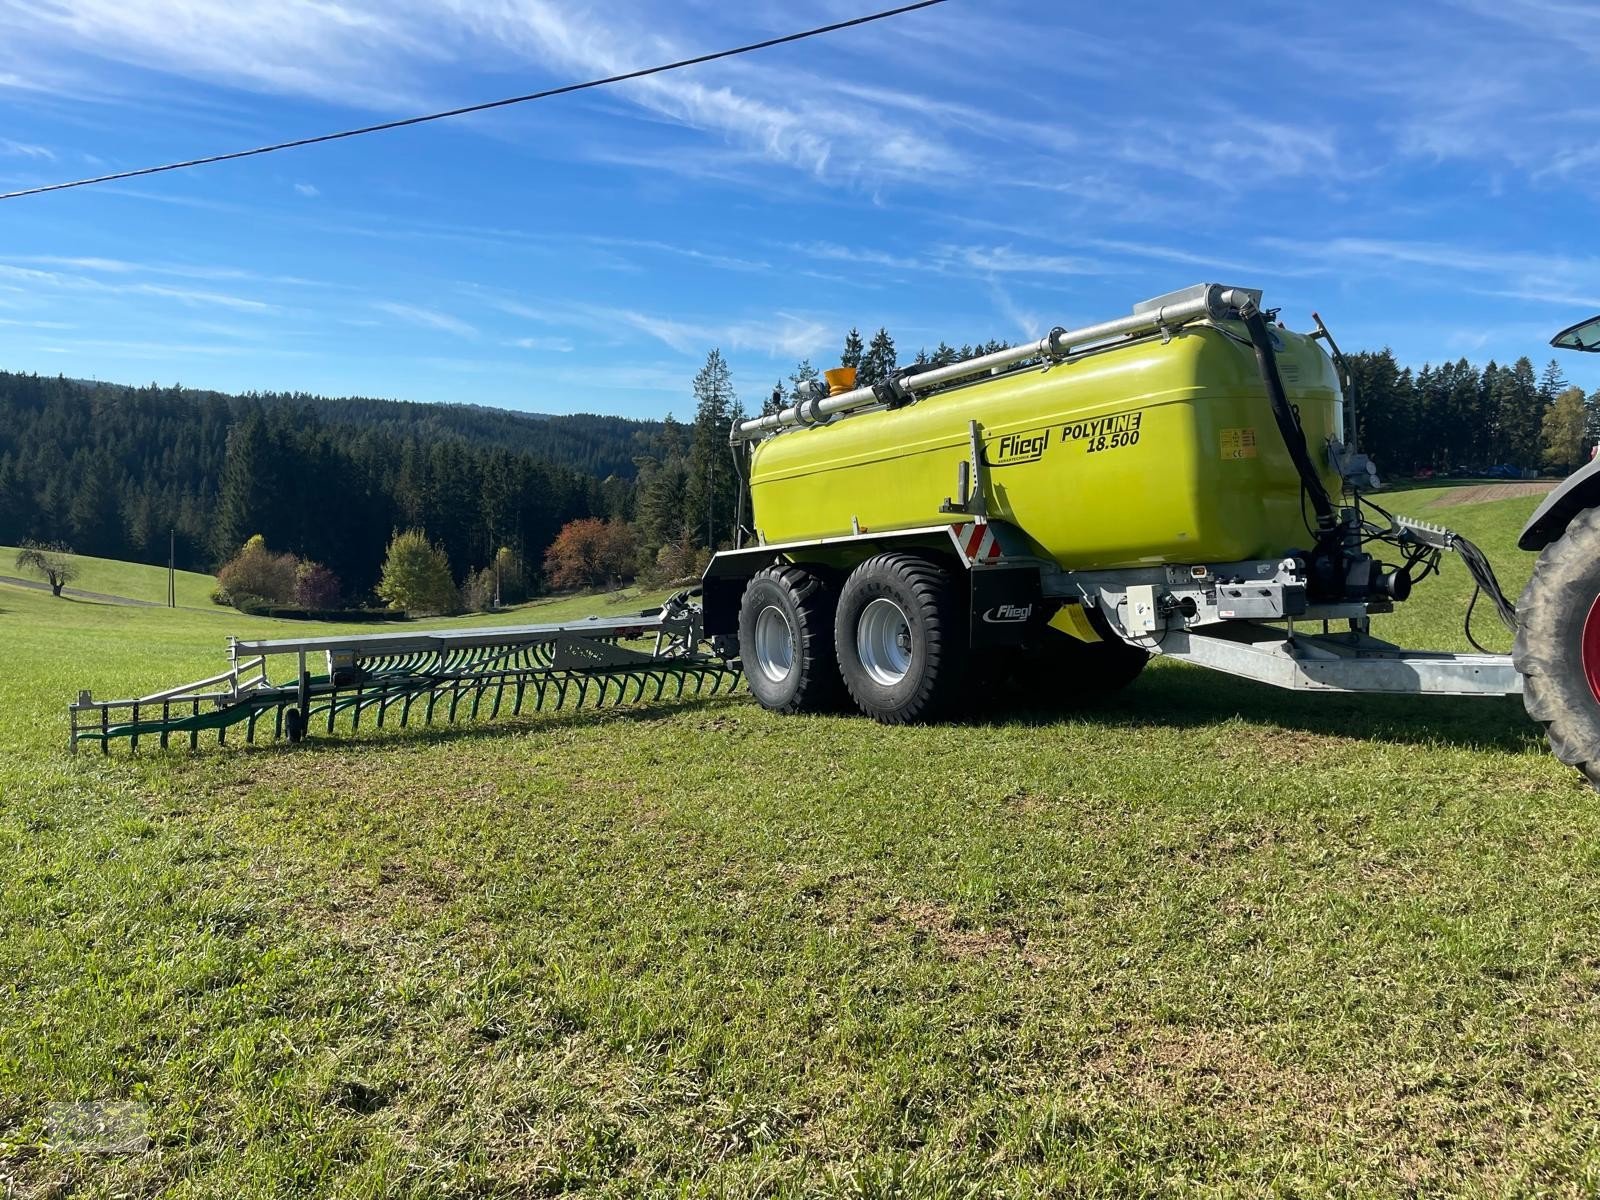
[748,323,1345,569]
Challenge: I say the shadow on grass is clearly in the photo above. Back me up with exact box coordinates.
[961,664,1540,755]
[116,657,1539,762]
[267,690,749,757]
[254,666,1538,760]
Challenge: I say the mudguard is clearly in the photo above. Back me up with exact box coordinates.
[1519,456,1600,551]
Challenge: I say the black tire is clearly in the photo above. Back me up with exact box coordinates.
[737,564,844,714]
[835,552,966,724]
[1513,505,1600,790]
[983,615,1149,710]
[284,707,306,744]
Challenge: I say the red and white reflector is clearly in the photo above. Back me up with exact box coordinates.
[950,521,1002,565]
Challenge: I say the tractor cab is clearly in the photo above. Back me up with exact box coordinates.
[1552,315,1600,352]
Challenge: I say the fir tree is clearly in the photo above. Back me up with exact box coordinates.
[860,327,897,388]
[787,358,820,402]
[840,328,865,372]
[683,351,741,549]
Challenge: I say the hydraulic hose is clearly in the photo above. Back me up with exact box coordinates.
[1238,305,1339,535]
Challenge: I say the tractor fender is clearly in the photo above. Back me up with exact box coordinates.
[1519,456,1600,551]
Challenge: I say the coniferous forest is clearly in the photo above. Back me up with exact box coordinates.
[2,333,1596,601]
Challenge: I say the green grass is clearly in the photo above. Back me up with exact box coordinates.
[3,488,1598,1197]
[1,545,220,609]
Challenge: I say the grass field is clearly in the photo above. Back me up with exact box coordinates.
[3,486,1598,1197]
[0,546,220,609]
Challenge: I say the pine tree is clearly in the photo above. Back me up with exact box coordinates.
[1538,359,1568,404]
[67,451,123,558]
[787,358,820,402]
[213,410,274,562]
[682,350,740,549]
[1508,357,1543,468]
[860,327,897,388]
[841,328,865,372]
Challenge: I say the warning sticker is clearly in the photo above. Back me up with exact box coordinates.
[1220,427,1258,460]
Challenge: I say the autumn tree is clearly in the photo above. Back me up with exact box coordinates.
[544,518,638,590]
[1543,386,1590,473]
[294,561,342,610]
[14,539,79,596]
[377,529,458,615]
[215,535,299,606]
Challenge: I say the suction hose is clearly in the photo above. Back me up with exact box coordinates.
[1238,303,1339,536]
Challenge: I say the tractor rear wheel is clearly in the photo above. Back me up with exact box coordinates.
[737,564,844,714]
[1513,505,1600,790]
[835,552,966,724]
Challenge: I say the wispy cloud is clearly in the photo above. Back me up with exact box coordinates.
[795,240,1100,280]
[489,291,829,358]
[0,261,278,311]
[372,301,478,338]
[0,137,52,159]
[0,0,437,108]
[293,181,320,197]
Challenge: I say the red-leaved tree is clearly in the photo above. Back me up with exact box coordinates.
[544,519,637,590]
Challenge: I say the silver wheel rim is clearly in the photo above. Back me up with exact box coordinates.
[753,605,796,684]
[857,597,913,687]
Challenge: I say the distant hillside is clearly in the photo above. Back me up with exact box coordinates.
[67,377,662,481]
[0,370,656,588]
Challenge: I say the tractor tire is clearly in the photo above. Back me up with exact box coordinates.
[1514,505,1600,791]
[835,552,966,724]
[989,618,1150,710]
[737,564,844,714]
[284,707,306,744]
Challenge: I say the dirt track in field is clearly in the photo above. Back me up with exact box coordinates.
[1424,481,1558,508]
[0,575,160,606]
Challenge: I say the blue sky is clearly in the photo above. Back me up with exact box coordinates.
[1,0,1598,420]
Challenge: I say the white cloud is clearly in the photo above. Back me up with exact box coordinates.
[372,300,478,337]
[0,138,53,159]
[293,182,320,197]
[0,0,438,108]
[509,335,574,352]
[0,261,277,311]
[488,291,829,358]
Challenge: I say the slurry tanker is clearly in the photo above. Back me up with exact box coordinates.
[74,284,1600,791]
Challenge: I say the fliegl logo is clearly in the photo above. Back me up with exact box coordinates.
[982,603,1033,624]
[985,431,1049,467]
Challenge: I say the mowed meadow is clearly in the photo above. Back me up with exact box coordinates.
[3,484,1598,1198]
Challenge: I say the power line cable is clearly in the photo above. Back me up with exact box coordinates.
[1,0,950,202]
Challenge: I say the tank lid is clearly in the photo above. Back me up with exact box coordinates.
[1132,283,1260,318]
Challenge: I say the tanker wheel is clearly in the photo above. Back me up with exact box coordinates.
[737,564,844,714]
[835,552,966,724]
[989,617,1150,710]
[1513,505,1600,790]
[284,706,306,744]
